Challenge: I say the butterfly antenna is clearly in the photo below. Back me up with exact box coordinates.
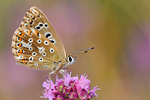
[71,47,95,55]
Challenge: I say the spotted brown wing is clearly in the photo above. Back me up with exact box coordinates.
[11,7,66,70]
[22,7,66,60]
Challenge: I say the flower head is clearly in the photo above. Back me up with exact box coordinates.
[41,72,100,100]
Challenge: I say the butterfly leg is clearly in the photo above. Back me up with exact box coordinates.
[49,71,55,81]
[59,69,65,76]
[59,67,68,77]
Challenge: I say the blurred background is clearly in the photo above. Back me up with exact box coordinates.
[0,0,150,100]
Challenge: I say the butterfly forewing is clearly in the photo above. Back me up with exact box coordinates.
[22,7,66,59]
[12,7,66,70]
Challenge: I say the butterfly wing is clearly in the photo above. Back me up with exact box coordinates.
[12,27,60,70]
[22,7,66,60]
[11,7,66,70]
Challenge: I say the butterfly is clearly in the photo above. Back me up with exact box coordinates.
[11,6,94,74]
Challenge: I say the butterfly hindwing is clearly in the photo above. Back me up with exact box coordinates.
[12,26,60,70]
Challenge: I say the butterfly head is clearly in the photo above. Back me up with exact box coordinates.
[65,47,95,66]
[66,55,76,65]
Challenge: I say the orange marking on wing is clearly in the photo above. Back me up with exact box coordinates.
[29,30,32,35]
[18,37,22,42]
[19,43,22,47]
[21,59,27,64]
[22,59,25,62]
[18,32,24,37]
[21,56,27,64]
[18,50,23,55]
[35,31,39,36]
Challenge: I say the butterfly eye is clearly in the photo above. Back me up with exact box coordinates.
[67,56,76,65]
[68,56,73,62]
[50,48,54,53]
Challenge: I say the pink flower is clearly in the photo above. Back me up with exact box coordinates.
[41,72,100,100]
